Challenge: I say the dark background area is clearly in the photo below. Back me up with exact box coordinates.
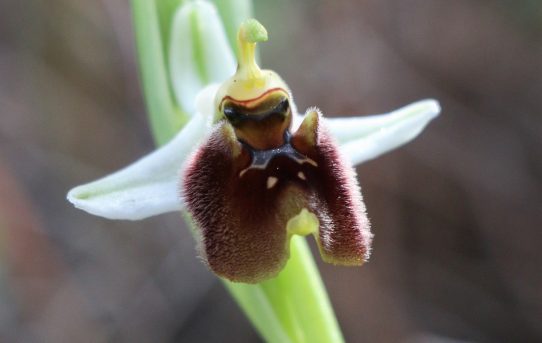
[1,0,541,342]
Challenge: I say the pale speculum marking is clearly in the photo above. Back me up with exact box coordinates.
[267,176,278,189]
[238,138,318,178]
[297,171,306,180]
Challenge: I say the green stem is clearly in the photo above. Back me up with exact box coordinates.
[131,1,344,342]
[225,237,344,343]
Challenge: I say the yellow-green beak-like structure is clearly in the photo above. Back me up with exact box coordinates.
[183,20,372,283]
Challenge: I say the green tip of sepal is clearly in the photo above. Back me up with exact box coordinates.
[239,18,268,43]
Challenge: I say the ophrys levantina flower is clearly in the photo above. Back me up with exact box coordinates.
[67,15,439,284]
[182,20,371,283]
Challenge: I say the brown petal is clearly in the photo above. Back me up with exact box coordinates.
[292,110,373,265]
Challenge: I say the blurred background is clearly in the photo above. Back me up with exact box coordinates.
[1,0,541,342]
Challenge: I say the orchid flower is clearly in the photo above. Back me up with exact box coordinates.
[68,1,440,341]
[68,19,439,280]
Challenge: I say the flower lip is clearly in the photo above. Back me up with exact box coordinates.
[182,108,373,283]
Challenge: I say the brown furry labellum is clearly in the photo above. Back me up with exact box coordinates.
[182,88,373,283]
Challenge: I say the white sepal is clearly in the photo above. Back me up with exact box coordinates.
[325,99,440,165]
[67,85,219,220]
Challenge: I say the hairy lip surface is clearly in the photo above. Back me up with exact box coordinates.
[183,110,372,283]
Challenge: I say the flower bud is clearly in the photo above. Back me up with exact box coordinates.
[169,0,236,114]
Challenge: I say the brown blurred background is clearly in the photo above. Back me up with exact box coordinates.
[1,0,541,342]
